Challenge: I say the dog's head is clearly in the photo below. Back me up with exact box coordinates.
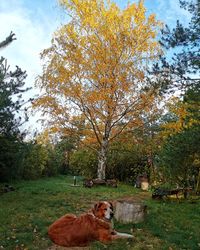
[92,201,114,221]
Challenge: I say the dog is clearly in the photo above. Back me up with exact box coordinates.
[48,201,133,247]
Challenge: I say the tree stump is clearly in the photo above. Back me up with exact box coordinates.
[141,181,149,191]
[115,200,147,224]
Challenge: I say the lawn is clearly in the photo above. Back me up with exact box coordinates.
[0,176,200,250]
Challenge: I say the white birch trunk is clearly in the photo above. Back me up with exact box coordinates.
[97,139,108,180]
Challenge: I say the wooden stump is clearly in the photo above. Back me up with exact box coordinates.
[141,181,149,191]
[115,200,147,224]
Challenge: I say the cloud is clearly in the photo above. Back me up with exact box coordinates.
[0,0,60,82]
[0,0,61,133]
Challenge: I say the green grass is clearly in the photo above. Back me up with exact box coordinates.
[0,176,200,250]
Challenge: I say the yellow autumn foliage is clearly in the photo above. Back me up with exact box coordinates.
[161,96,200,137]
[34,0,162,147]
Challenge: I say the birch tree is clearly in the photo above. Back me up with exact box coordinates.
[34,0,161,179]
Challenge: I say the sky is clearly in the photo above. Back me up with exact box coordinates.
[0,0,191,135]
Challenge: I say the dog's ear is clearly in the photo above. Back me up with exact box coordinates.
[109,202,113,210]
[94,202,103,211]
[92,202,100,215]
[94,203,98,211]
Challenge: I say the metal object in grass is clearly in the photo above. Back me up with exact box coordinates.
[69,176,80,187]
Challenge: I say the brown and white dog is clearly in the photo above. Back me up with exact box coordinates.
[48,201,133,247]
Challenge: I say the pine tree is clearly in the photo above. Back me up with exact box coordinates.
[0,57,29,136]
[152,0,200,94]
[0,31,16,49]
[0,32,31,181]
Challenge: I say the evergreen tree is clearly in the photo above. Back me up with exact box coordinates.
[0,31,16,49]
[151,0,199,94]
[153,0,200,189]
[0,32,31,181]
[0,57,29,136]
[159,83,200,191]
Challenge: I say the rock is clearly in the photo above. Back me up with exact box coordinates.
[2,184,15,193]
[83,179,94,188]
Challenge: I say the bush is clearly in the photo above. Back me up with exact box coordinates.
[107,142,149,183]
[0,136,23,181]
[70,148,98,178]
[21,143,48,179]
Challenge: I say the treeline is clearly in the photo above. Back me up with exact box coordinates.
[0,138,70,181]
[0,126,155,182]
[1,113,199,191]
[0,96,199,190]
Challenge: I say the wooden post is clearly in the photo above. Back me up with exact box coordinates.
[115,200,147,224]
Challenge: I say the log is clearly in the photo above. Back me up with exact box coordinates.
[115,200,147,224]
[92,179,106,186]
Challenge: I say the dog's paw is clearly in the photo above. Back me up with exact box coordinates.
[115,232,134,238]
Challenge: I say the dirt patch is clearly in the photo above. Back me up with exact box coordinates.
[47,245,91,250]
